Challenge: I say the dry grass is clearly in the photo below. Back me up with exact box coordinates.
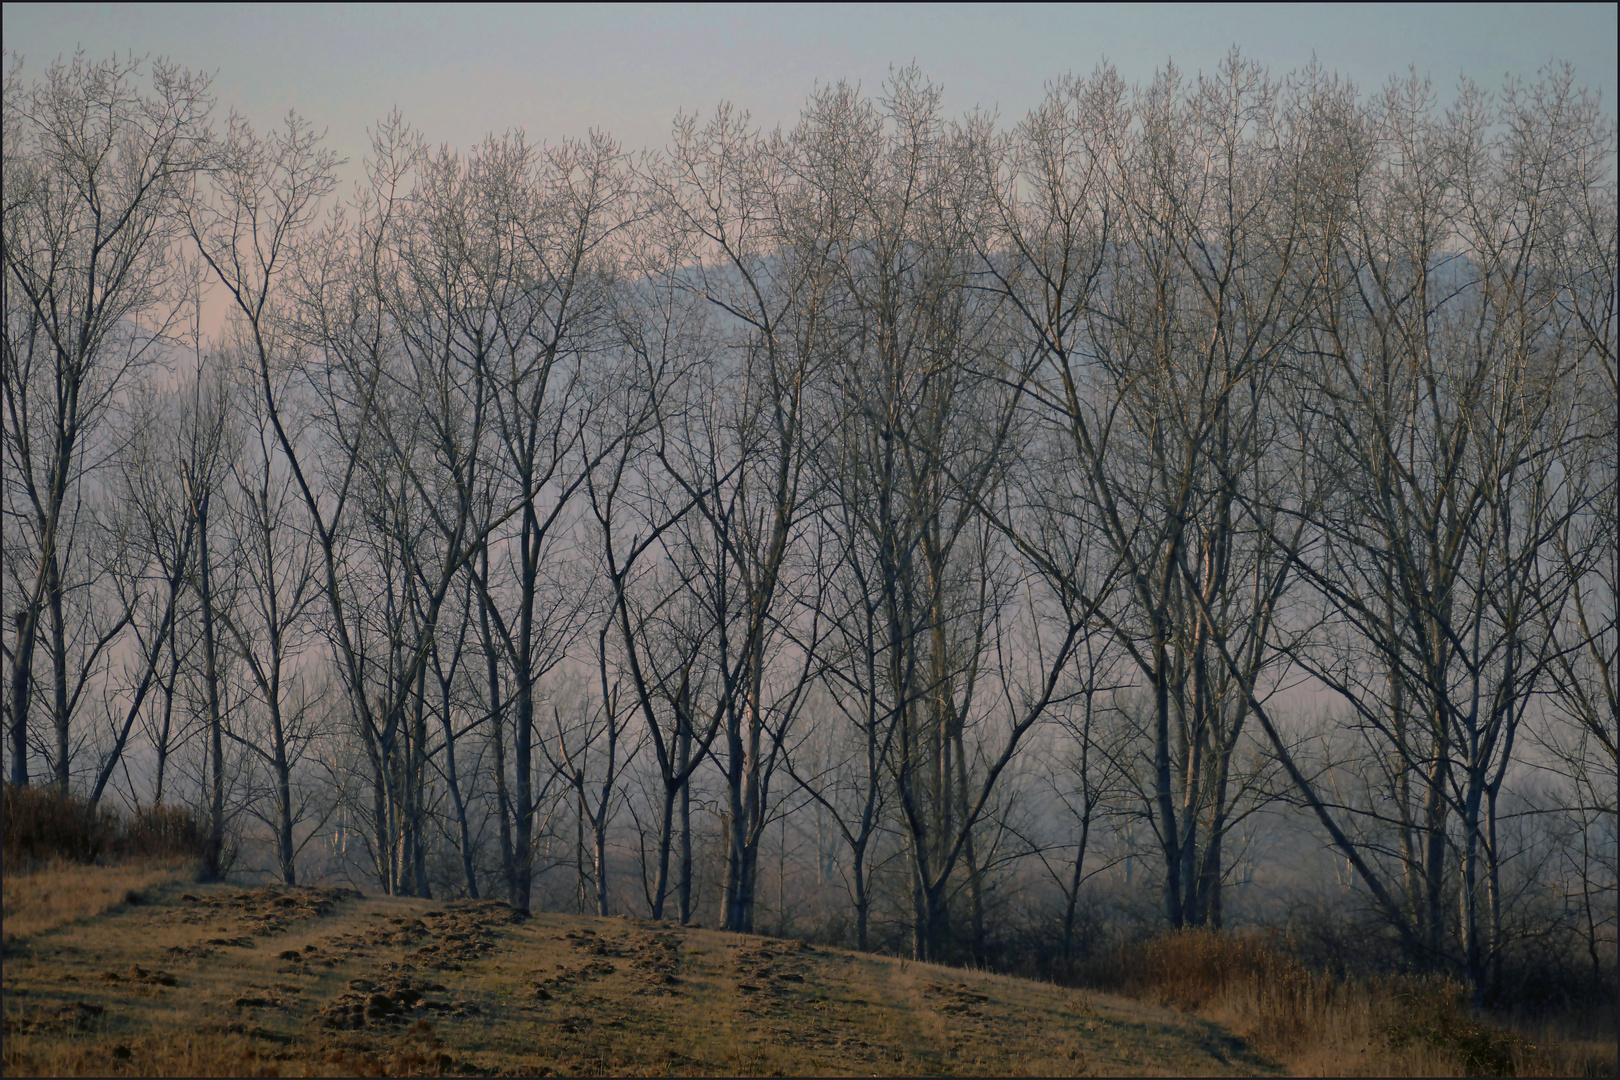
[2,884,1277,1077]
[2,859,192,941]
[2,1031,283,1078]
[1102,930,1616,1078]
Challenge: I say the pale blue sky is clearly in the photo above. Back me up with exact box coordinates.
[6,3,1615,181]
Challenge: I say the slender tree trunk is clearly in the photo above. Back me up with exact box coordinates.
[493,707,515,902]
[575,782,587,915]
[438,665,478,899]
[411,660,430,898]
[153,620,180,805]
[195,496,226,879]
[678,720,693,925]
[651,785,675,920]
[271,695,295,884]
[513,514,537,911]
[1486,785,1503,998]
[853,837,870,951]
[1461,775,1485,1003]
[1063,805,1094,968]
[722,715,746,931]
[9,607,38,786]
[480,558,516,905]
[1196,735,1235,930]
[1422,698,1450,965]
[50,559,68,792]
[957,729,985,962]
[364,727,391,893]
[910,841,927,960]
[1153,630,1183,927]
[594,809,610,917]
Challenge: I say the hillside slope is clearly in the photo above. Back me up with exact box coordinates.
[1,879,1275,1076]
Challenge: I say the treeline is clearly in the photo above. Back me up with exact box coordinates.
[3,50,1614,1005]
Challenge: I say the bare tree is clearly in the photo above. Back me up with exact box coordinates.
[971,55,1330,931]
[213,350,323,884]
[90,377,202,807]
[584,274,715,922]
[1206,67,1614,1001]
[3,52,212,789]
[641,94,849,933]
[455,130,630,909]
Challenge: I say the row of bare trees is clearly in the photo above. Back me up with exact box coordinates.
[4,50,1613,1001]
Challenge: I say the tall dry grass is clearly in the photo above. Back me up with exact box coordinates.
[2,784,119,867]
[1093,929,1615,1077]
[2,784,207,870]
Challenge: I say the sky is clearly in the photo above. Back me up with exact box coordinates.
[6,3,1616,186]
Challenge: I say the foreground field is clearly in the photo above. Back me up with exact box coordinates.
[1,875,1271,1077]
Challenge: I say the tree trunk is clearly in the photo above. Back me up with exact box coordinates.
[197,497,226,880]
[480,560,516,905]
[9,606,38,786]
[1153,632,1183,928]
[853,837,870,952]
[50,559,68,792]
[439,667,478,898]
[651,784,675,920]
[678,722,693,925]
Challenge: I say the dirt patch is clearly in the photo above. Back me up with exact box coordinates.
[514,925,693,1011]
[319,1035,480,1079]
[268,941,326,968]
[924,980,991,1017]
[627,930,685,995]
[169,887,356,933]
[731,938,815,1004]
[317,913,432,961]
[313,976,482,1030]
[208,934,258,948]
[1,1001,104,1035]
[405,901,527,971]
[99,965,178,988]
[159,887,358,964]
[526,957,618,998]
[564,926,630,957]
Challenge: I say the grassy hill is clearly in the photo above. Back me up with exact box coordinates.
[1,873,1274,1077]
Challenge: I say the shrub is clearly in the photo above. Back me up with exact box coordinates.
[2,784,118,869]
[2,784,207,869]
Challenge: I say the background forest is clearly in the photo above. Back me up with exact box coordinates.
[3,49,1614,1015]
